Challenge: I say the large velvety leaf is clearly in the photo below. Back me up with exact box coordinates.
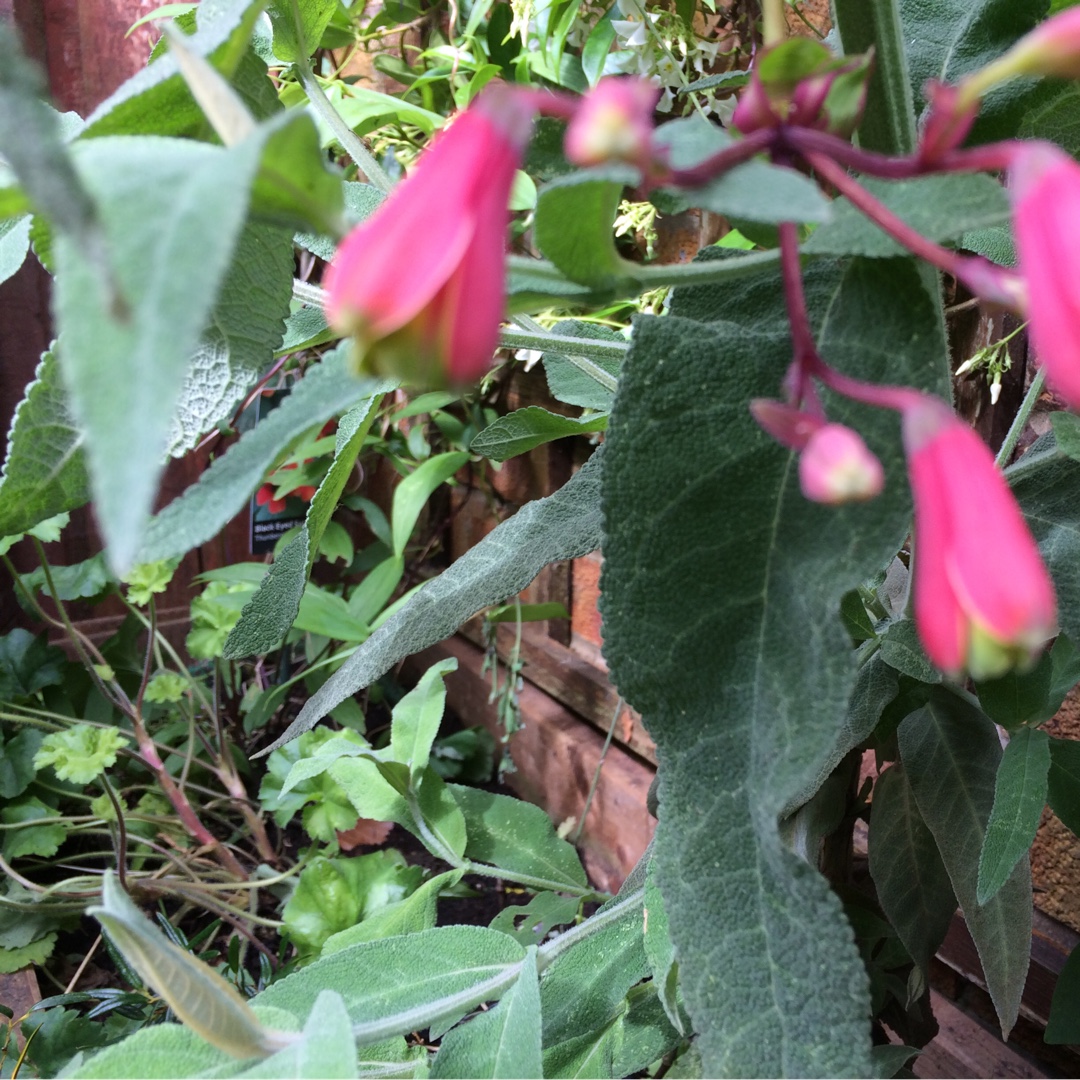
[267,0,338,61]
[0,348,89,537]
[55,134,265,571]
[868,763,956,972]
[977,726,1050,904]
[431,948,542,1079]
[262,449,604,753]
[254,926,526,1043]
[898,692,1032,1037]
[138,348,393,564]
[1047,736,1080,837]
[899,0,1051,143]
[1020,83,1080,158]
[167,224,295,457]
[82,0,267,138]
[600,255,949,1076]
[1046,944,1080,1044]
[802,175,1010,258]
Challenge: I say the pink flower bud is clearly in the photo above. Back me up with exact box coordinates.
[798,423,884,505]
[1009,141,1080,408]
[918,81,979,163]
[564,77,660,175]
[324,86,535,387]
[902,397,1056,679]
[749,398,823,450]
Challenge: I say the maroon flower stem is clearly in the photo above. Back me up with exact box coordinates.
[665,127,778,188]
[801,149,1025,311]
[778,221,925,416]
[781,126,1016,180]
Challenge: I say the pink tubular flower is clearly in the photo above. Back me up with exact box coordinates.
[1010,141,1080,407]
[798,423,884,505]
[324,86,535,387]
[993,8,1080,80]
[565,77,660,175]
[902,398,1056,679]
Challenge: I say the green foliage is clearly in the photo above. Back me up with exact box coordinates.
[471,406,608,462]
[0,349,89,538]
[0,628,66,700]
[34,725,129,784]
[898,692,1032,1038]
[600,253,948,1077]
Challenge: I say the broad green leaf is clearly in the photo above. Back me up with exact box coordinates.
[488,892,581,946]
[471,407,607,462]
[534,167,637,287]
[254,926,527,1043]
[1,797,68,860]
[0,27,100,255]
[1047,736,1080,836]
[506,255,600,312]
[538,887,648,1048]
[542,1021,615,1079]
[0,728,43,799]
[237,990,357,1079]
[0,934,57,975]
[1046,943,1080,1043]
[785,653,899,814]
[391,659,457,780]
[431,947,542,1079]
[223,398,383,657]
[322,869,464,952]
[138,348,394,563]
[64,1023,233,1079]
[296,180,384,261]
[601,255,948,1076]
[89,874,289,1059]
[262,449,604,753]
[0,629,66,700]
[653,117,833,224]
[0,348,90,537]
[0,214,29,285]
[316,83,445,141]
[82,0,267,138]
[541,321,624,410]
[55,135,265,571]
[832,0,916,154]
[392,452,470,558]
[450,785,588,891]
[899,0,1052,144]
[868,764,957,973]
[802,175,1010,258]
[347,555,405,626]
[977,726,1050,904]
[267,0,338,61]
[168,224,295,457]
[331,757,468,861]
[974,648,1055,729]
[879,618,941,683]
[898,693,1032,1037]
[1021,83,1080,158]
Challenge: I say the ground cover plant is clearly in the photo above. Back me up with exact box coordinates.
[5,0,1080,1076]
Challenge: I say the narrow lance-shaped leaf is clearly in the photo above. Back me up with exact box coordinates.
[977,726,1051,904]
[898,691,1033,1038]
[868,763,956,974]
[259,448,604,754]
[89,873,292,1059]
[222,395,385,658]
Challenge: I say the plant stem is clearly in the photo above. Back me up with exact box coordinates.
[996,367,1046,468]
[761,0,787,45]
[498,326,629,364]
[289,0,394,195]
[463,860,605,900]
[573,697,622,845]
